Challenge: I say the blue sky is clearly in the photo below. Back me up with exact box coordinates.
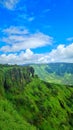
[0,0,73,64]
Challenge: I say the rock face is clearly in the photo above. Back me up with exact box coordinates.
[0,65,35,92]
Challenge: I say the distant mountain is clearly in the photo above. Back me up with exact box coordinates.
[32,63,73,85]
[0,64,73,130]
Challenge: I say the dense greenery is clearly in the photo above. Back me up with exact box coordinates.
[0,64,73,130]
[32,63,73,85]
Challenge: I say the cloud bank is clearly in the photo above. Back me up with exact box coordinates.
[0,44,73,64]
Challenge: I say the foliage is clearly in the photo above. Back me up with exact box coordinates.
[0,64,73,130]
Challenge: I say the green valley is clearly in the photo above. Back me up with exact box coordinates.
[32,63,73,85]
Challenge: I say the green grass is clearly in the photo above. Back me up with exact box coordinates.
[0,97,36,130]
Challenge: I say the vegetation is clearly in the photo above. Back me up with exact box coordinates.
[0,64,73,130]
[32,63,73,85]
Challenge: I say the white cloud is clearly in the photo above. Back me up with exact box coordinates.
[0,49,39,64]
[0,0,19,10]
[48,43,73,62]
[0,43,73,64]
[3,26,29,35]
[0,26,53,52]
[37,43,73,63]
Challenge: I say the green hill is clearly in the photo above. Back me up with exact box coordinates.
[32,63,73,85]
[0,64,73,130]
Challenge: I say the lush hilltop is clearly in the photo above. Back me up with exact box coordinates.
[0,64,73,130]
[32,63,73,85]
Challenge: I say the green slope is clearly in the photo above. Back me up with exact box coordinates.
[32,63,73,85]
[0,64,73,130]
[0,98,36,130]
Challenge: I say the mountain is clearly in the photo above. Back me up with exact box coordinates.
[0,64,73,130]
[32,63,73,85]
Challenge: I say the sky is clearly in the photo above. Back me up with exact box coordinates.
[0,0,73,64]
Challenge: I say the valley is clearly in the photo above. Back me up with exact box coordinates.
[32,63,73,85]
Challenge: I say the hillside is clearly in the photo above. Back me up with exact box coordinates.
[32,63,73,85]
[0,64,73,130]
